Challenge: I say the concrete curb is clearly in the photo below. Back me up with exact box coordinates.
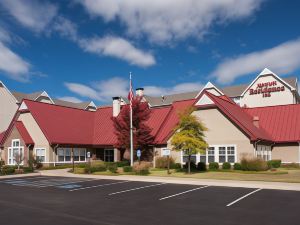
[0,172,41,179]
[39,169,300,192]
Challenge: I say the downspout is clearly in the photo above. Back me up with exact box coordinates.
[53,144,59,167]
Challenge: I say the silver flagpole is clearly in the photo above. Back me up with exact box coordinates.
[130,72,134,166]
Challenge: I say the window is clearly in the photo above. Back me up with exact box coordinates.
[8,139,24,165]
[208,147,215,163]
[219,147,226,163]
[74,148,86,162]
[199,150,206,163]
[182,150,197,163]
[58,148,65,162]
[256,145,271,161]
[227,146,235,163]
[35,148,46,162]
[104,149,114,162]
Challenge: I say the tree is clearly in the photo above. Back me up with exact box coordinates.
[14,151,24,171]
[112,96,154,160]
[171,107,208,173]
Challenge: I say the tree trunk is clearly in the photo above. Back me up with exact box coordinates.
[188,154,191,174]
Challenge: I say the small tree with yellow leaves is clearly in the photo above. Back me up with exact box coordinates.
[171,107,208,173]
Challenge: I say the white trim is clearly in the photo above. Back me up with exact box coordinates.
[195,82,224,99]
[35,91,55,104]
[241,68,295,96]
[19,101,28,110]
[0,80,18,103]
[85,101,97,110]
[195,93,214,106]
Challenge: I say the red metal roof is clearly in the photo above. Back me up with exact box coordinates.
[15,121,34,145]
[203,92,272,142]
[0,132,4,144]
[245,104,300,143]
[154,99,196,144]
[24,100,95,145]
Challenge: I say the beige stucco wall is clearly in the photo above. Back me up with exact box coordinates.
[240,75,295,107]
[18,112,51,162]
[272,144,299,163]
[0,85,18,132]
[155,108,255,164]
[2,126,31,166]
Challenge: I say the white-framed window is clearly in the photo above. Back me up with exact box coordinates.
[8,139,24,165]
[74,148,86,162]
[218,147,226,163]
[256,145,271,161]
[35,148,46,162]
[104,149,114,162]
[57,148,87,162]
[208,147,215,163]
[182,150,197,164]
[181,145,236,164]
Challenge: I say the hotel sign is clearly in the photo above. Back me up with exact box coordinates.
[249,80,285,98]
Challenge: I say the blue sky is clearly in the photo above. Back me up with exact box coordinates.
[0,0,300,105]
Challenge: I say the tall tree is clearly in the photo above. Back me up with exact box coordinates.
[171,107,208,173]
[112,96,154,160]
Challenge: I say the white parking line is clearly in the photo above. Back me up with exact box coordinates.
[226,188,262,207]
[69,181,131,192]
[159,185,210,201]
[109,183,166,195]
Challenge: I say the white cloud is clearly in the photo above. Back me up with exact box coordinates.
[0,27,11,43]
[78,0,263,44]
[65,77,204,102]
[58,96,82,103]
[0,42,31,81]
[79,36,156,67]
[65,77,129,102]
[52,16,78,42]
[0,0,58,32]
[211,38,300,84]
[144,82,204,96]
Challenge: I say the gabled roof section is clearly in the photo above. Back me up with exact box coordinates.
[195,82,224,98]
[202,92,272,142]
[23,100,95,145]
[241,68,296,96]
[15,121,34,145]
[0,80,18,103]
[245,104,300,143]
[53,99,92,110]
[12,91,43,103]
[154,99,196,144]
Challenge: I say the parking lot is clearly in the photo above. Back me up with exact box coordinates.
[0,176,299,225]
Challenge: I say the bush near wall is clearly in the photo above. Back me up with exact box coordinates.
[155,157,175,169]
[183,161,197,171]
[222,162,231,170]
[197,162,207,171]
[267,160,281,169]
[116,160,130,167]
[85,161,106,173]
[240,157,268,171]
[233,163,242,170]
[133,161,151,175]
[0,165,17,175]
[208,162,219,170]
[123,166,133,172]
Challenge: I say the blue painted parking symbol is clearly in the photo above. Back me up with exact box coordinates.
[58,184,82,189]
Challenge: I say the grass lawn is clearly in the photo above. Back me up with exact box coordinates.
[148,168,300,183]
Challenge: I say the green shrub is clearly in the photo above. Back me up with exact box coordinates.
[116,160,130,167]
[85,160,107,173]
[1,165,16,175]
[155,157,175,169]
[233,163,242,170]
[281,163,300,169]
[133,161,150,175]
[267,160,281,169]
[183,161,197,171]
[222,162,231,170]
[23,167,34,173]
[0,160,5,167]
[76,163,87,168]
[197,162,207,171]
[209,162,219,170]
[123,166,133,172]
[107,164,118,173]
[172,163,182,169]
[240,157,268,171]
[74,168,86,174]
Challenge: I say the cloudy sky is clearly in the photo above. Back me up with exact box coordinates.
[0,0,299,104]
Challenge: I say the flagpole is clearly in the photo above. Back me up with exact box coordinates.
[130,72,134,166]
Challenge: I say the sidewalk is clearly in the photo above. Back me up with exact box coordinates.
[40,169,300,192]
[0,172,41,179]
